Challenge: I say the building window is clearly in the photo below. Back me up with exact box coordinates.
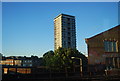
[68,27,70,30]
[68,32,70,35]
[104,41,117,52]
[67,23,70,26]
[67,18,70,21]
[68,42,71,47]
[23,64,26,66]
[29,64,32,67]
[68,37,71,40]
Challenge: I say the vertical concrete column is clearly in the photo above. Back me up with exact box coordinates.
[113,57,115,68]
[80,58,82,76]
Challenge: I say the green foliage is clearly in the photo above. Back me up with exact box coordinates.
[43,50,54,67]
[43,48,88,71]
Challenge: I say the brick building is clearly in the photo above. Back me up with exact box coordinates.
[85,25,120,75]
[1,56,43,74]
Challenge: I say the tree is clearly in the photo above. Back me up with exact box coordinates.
[54,48,73,69]
[43,50,54,67]
[43,48,88,72]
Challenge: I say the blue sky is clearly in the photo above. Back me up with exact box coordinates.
[2,0,120,2]
[2,2,118,57]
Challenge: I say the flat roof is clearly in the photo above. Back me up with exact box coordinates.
[54,13,75,19]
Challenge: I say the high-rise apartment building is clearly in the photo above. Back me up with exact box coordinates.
[54,14,76,50]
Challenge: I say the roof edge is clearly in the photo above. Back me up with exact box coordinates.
[54,13,75,19]
[85,25,120,41]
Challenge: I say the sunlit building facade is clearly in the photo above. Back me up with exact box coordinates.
[54,14,76,50]
[1,56,43,74]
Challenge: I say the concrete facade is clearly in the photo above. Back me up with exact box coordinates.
[54,14,76,50]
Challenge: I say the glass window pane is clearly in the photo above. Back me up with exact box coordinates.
[104,41,117,52]
[104,41,108,52]
[113,42,117,52]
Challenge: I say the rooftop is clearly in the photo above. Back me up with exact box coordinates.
[54,13,75,19]
[85,25,120,41]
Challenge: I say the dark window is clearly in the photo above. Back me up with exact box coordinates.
[67,18,70,21]
[68,42,71,47]
[68,37,71,40]
[104,41,117,52]
[68,32,70,35]
[68,27,70,30]
[67,23,70,26]
[64,41,66,46]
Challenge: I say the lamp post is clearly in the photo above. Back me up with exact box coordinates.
[71,57,82,77]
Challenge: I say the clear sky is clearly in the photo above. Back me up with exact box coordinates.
[2,2,118,57]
